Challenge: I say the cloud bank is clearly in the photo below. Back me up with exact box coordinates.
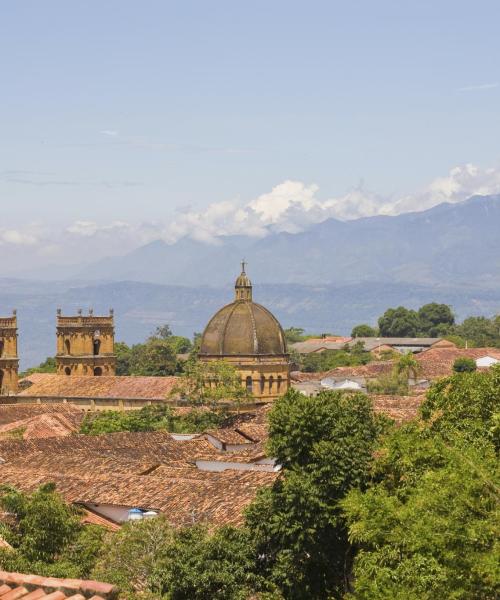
[1,163,500,273]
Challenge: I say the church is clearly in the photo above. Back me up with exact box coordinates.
[198,263,290,400]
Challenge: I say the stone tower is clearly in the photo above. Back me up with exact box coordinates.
[56,309,116,376]
[0,311,19,395]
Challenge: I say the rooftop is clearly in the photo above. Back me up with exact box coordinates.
[0,571,117,600]
[18,374,179,401]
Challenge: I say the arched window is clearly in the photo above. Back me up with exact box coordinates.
[260,375,265,394]
[64,339,71,355]
[246,376,253,393]
[93,339,101,356]
[64,367,71,376]
[269,375,274,393]
[277,375,282,393]
[94,367,103,376]
[0,341,4,357]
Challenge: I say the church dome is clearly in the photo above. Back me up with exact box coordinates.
[199,264,287,357]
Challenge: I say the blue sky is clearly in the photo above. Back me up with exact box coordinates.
[1,0,500,268]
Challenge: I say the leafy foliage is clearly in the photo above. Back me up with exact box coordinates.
[246,389,382,599]
[300,342,372,373]
[0,484,103,578]
[171,359,251,409]
[94,518,275,599]
[453,356,477,372]
[351,324,378,337]
[342,366,500,599]
[80,404,225,435]
[20,356,57,377]
[114,324,194,376]
[417,302,455,336]
[378,306,421,337]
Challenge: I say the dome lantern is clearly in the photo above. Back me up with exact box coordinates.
[235,259,252,301]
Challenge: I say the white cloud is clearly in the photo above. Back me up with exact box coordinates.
[458,82,498,92]
[1,162,499,271]
[0,229,38,245]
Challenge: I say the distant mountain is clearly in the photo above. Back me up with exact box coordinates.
[2,278,499,369]
[2,194,500,368]
[76,195,500,288]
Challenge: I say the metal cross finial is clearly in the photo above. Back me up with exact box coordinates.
[241,258,246,273]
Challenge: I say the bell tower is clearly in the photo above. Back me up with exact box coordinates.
[0,310,19,395]
[56,308,116,376]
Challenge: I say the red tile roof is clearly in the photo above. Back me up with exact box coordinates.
[371,394,424,423]
[415,347,500,379]
[0,572,117,600]
[18,374,179,401]
[0,427,276,528]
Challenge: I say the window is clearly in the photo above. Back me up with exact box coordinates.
[93,339,101,356]
[277,375,282,392]
[269,375,274,393]
[0,369,4,391]
[64,339,71,355]
[246,376,253,393]
[260,375,265,394]
[0,341,3,357]
[64,367,71,376]
[94,367,103,376]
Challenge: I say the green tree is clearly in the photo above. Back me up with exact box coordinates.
[94,518,274,600]
[21,356,57,377]
[342,366,500,599]
[80,404,224,435]
[351,324,377,337]
[114,341,132,375]
[93,516,175,594]
[453,315,500,348]
[453,356,477,373]
[0,484,104,578]
[246,389,382,599]
[283,327,307,344]
[172,360,251,409]
[160,525,273,600]
[394,352,420,381]
[342,427,499,599]
[422,365,500,450]
[418,303,455,336]
[129,338,177,376]
[378,307,420,337]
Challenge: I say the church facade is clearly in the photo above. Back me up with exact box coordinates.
[198,264,290,400]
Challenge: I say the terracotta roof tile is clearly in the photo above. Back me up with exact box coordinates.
[18,375,179,401]
[0,572,117,600]
[0,427,276,528]
[415,347,500,379]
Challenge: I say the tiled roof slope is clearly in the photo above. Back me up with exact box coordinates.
[371,395,424,423]
[415,347,500,379]
[0,414,79,440]
[18,374,179,400]
[293,347,500,383]
[0,404,84,428]
[0,429,276,528]
[0,571,117,600]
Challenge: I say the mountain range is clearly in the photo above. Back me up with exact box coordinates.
[1,194,499,368]
[75,194,500,288]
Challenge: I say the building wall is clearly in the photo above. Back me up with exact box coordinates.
[201,354,290,401]
[0,315,19,395]
[56,313,116,376]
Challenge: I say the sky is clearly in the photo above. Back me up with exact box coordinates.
[1,0,500,270]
